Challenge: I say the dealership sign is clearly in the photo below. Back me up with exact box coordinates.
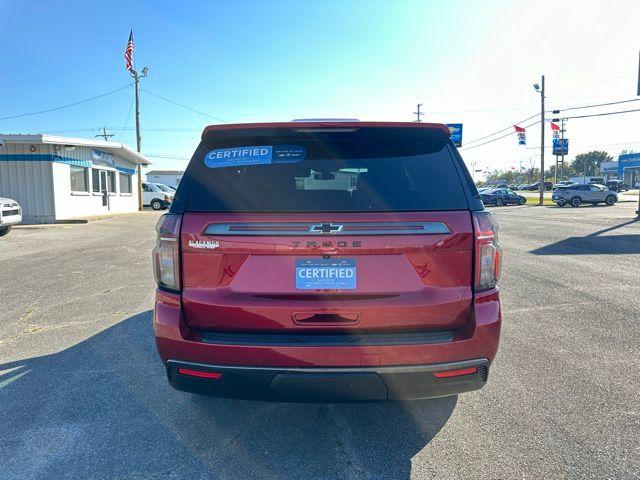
[552,138,569,156]
[446,124,463,147]
[617,152,640,177]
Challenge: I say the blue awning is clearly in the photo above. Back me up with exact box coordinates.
[115,166,136,175]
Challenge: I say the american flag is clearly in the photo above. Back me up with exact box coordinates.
[124,31,134,72]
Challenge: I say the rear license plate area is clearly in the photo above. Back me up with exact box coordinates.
[295,259,356,290]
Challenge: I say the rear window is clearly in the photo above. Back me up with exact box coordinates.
[184,127,469,212]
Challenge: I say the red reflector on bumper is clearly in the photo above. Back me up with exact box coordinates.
[432,367,477,378]
[178,368,223,379]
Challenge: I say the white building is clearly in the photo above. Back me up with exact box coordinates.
[0,134,150,223]
[146,170,184,188]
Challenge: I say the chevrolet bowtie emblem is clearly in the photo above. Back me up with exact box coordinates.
[310,223,343,234]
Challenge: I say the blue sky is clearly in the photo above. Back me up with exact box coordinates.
[1,0,639,174]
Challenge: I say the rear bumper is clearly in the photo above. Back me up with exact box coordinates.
[167,358,489,401]
[154,288,501,401]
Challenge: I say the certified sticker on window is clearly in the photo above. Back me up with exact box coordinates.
[204,145,306,169]
[204,146,272,168]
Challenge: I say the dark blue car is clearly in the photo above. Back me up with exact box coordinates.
[480,188,526,206]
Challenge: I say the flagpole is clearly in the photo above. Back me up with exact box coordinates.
[125,31,148,211]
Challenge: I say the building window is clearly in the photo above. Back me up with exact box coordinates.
[107,171,116,193]
[70,165,89,192]
[92,169,100,193]
[119,173,132,194]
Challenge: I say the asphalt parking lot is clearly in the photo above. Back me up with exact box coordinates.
[1,205,639,480]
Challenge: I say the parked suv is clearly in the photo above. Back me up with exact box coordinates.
[605,180,629,192]
[153,121,502,401]
[0,197,22,236]
[552,183,617,207]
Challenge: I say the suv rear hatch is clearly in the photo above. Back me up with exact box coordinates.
[172,123,481,335]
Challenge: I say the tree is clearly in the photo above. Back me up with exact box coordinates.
[571,151,612,177]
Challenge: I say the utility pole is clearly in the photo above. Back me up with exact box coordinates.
[130,65,148,211]
[534,76,545,205]
[413,103,424,123]
[95,127,114,142]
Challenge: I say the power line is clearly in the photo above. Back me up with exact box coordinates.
[43,126,202,134]
[461,119,541,151]
[562,107,640,120]
[462,112,540,146]
[118,97,135,142]
[140,88,227,123]
[460,115,540,152]
[546,73,634,97]
[0,84,132,121]
[524,139,640,152]
[551,97,640,113]
[461,107,640,152]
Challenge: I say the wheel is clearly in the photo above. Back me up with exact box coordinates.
[495,198,504,206]
[570,196,582,207]
[151,199,163,210]
[556,201,566,207]
[519,197,526,205]
[605,195,616,206]
[0,226,11,237]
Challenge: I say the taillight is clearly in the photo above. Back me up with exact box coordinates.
[473,211,502,291]
[153,213,181,291]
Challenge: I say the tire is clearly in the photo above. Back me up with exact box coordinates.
[605,195,616,206]
[556,200,566,207]
[151,199,164,210]
[0,226,11,237]
[519,197,526,205]
[570,196,582,207]
[495,198,504,206]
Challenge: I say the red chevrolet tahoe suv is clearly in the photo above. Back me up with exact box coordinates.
[153,121,502,402]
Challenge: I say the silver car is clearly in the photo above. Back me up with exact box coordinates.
[552,184,617,207]
[0,197,22,236]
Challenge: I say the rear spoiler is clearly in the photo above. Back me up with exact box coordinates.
[201,121,452,139]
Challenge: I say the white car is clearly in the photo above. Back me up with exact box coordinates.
[142,182,172,210]
[0,197,22,236]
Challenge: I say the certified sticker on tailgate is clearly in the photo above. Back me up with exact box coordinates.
[295,259,356,290]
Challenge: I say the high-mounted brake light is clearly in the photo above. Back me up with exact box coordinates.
[473,211,502,292]
[153,214,181,292]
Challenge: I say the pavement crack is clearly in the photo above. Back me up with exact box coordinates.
[18,304,38,322]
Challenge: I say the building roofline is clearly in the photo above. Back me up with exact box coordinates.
[0,133,151,165]
[146,170,185,175]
